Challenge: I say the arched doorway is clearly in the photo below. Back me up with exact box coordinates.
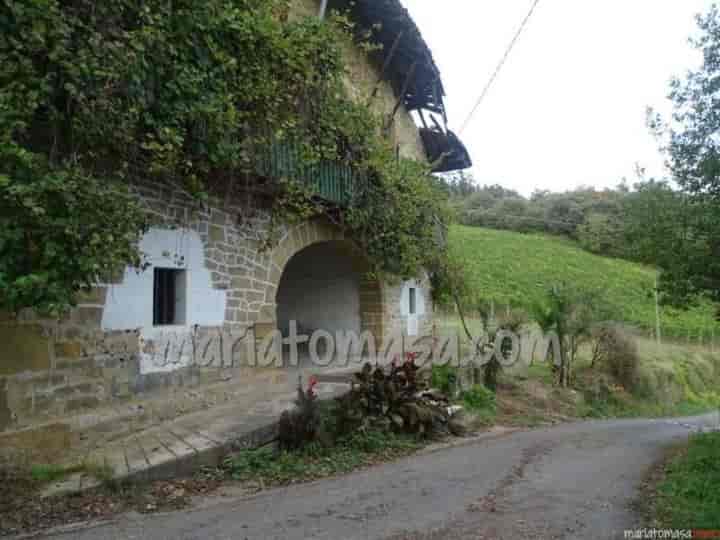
[275,240,383,345]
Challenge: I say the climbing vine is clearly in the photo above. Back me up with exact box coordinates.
[0,0,451,313]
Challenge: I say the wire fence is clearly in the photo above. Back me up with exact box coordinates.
[434,304,720,360]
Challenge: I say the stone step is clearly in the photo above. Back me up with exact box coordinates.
[41,381,350,498]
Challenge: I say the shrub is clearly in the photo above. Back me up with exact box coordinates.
[431,364,457,396]
[592,325,640,392]
[278,376,328,451]
[460,385,496,412]
[334,361,459,439]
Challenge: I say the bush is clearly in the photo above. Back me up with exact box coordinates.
[460,385,496,412]
[278,376,328,451]
[431,364,457,396]
[592,325,640,392]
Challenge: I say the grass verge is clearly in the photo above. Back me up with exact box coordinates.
[225,429,423,487]
[653,431,720,529]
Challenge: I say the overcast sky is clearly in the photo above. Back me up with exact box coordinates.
[402,0,714,195]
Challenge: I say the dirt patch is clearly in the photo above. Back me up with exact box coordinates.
[0,467,224,537]
[494,379,579,427]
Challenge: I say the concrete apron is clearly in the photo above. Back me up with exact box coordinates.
[37,375,349,498]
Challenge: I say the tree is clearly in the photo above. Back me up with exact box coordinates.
[0,149,147,314]
[533,285,602,387]
[577,212,622,256]
[620,179,685,267]
[647,5,720,307]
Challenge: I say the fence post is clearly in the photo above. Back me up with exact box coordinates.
[712,326,716,354]
[654,274,662,346]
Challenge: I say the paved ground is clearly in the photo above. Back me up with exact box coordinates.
[40,373,349,497]
[37,413,720,540]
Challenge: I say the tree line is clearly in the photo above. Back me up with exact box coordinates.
[443,172,681,260]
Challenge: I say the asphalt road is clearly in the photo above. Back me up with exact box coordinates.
[38,413,720,540]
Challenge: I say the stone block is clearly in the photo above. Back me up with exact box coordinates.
[0,423,74,465]
[75,287,108,306]
[246,291,265,303]
[23,393,54,415]
[0,325,52,376]
[260,304,276,322]
[54,341,84,359]
[253,267,269,282]
[211,209,227,226]
[269,264,282,285]
[231,277,251,291]
[31,373,67,388]
[102,331,141,355]
[254,322,276,340]
[209,225,225,243]
[111,380,131,399]
[264,285,277,301]
[56,357,95,374]
[70,307,104,327]
[65,396,101,412]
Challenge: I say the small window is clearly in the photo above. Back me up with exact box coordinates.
[153,268,187,326]
[409,287,417,315]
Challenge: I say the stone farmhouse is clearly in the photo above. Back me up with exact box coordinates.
[0,0,470,461]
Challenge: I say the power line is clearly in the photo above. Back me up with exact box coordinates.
[458,0,541,135]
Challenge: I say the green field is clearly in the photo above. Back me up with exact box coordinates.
[448,225,719,339]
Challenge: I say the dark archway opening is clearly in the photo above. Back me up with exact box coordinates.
[275,241,384,363]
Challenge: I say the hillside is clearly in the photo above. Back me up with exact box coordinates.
[448,225,719,339]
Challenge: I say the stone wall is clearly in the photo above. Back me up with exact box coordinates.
[0,0,434,458]
[0,187,434,445]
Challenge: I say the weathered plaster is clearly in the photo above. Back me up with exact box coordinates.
[101,228,227,374]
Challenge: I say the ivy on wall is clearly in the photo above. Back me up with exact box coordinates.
[0,0,451,314]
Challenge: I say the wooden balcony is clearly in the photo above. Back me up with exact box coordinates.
[255,139,365,206]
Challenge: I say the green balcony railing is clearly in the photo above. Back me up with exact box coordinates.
[255,139,364,206]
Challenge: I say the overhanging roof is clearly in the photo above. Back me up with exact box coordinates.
[330,0,446,118]
[329,0,472,172]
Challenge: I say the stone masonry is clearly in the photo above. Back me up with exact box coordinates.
[0,0,435,462]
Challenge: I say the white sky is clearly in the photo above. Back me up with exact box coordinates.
[402,0,713,195]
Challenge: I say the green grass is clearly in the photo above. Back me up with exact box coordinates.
[30,463,87,483]
[431,364,458,395]
[655,431,720,528]
[225,430,422,486]
[449,225,719,339]
[460,384,496,412]
[28,462,114,484]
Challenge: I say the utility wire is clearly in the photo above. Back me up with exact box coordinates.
[458,0,541,135]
